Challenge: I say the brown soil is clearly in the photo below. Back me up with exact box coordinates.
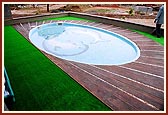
[11,4,158,27]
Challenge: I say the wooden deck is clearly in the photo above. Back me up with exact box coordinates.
[13,20,164,111]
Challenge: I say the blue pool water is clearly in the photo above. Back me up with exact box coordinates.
[29,22,140,65]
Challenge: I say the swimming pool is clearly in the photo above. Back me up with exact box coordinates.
[29,22,140,65]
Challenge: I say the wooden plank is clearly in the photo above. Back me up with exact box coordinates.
[134,41,161,46]
[71,62,163,110]
[122,62,164,77]
[45,20,51,23]
[29,22,37,28]
[138,45,164,51]
[97,65,164,92]
[140,50,164,59]
[137,56,164,66]
[13,24,29,39]
[37,21,43,26]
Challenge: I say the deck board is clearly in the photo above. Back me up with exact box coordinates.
[137,56,164,66]
[72,62,163,108]
[13,20,165,111]
[122,62,164,77]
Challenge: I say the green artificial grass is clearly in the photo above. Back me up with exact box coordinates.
[46,16,93,21]
[132,30,164,46]
[41,16,95,23]
[4,26,111,111]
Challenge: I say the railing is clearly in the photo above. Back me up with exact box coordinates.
[4,67,15,103]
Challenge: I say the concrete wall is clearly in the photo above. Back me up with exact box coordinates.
[4,12,164,36]
[4,12,69,25]
[69,12,164,36]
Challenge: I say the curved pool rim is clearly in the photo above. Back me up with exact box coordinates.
[29,22,140,65]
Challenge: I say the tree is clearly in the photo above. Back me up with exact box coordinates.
[4,4,12,19]
[47,4,49,12]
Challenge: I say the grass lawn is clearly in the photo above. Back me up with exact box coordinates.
[4,26,111,111]
[132,30,164,46]
[44,16,94,21]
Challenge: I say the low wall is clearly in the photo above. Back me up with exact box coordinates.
[4,12,69,25]
[69,12,164,36]
[4,12,164,36]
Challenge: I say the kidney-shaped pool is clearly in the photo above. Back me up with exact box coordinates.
[29,22,140,65]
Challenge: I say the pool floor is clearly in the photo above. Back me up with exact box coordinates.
[14,20,164,111]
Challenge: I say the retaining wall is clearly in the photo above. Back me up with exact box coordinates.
[4,12,164,36]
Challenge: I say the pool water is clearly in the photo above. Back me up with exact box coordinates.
[29,22,140,65]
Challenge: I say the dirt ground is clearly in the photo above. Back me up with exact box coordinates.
[11,4,162,27]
